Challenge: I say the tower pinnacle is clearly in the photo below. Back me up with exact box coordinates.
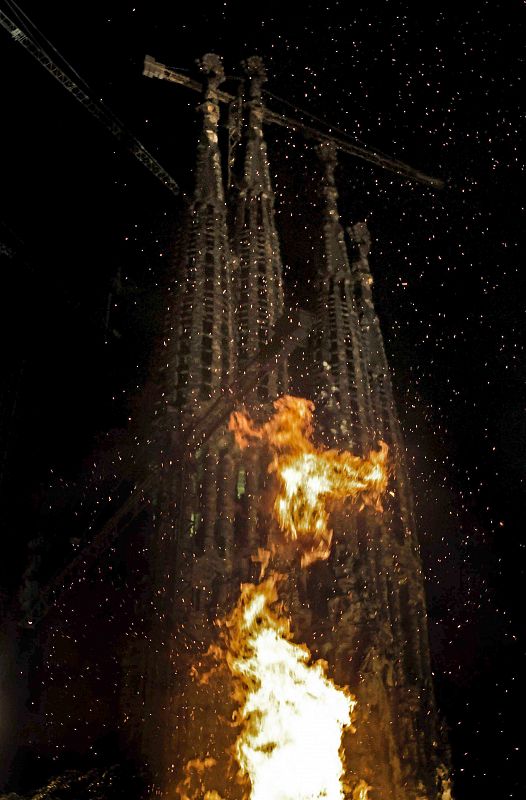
[193,53,226,203]
[233,55,287,399]
[164,53,234,410]
[315,141,369,448]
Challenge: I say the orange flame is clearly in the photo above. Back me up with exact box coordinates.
[227,576,355,799]
[177,396,384,799]
[206,574,355,800]
[177,758,224,800]
[352,779,372,799]
[177,576,373,800]
[229,396,388,566]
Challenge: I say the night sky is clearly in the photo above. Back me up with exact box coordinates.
[1,1,524,797]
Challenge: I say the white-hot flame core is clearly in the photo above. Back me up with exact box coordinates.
[230,583,354,800]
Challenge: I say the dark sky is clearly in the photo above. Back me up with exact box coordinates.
[1,1,524,797]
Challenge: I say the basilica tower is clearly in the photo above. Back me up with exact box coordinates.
[140,54,450,800]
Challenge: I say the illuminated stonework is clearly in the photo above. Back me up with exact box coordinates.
[140,54,451,800]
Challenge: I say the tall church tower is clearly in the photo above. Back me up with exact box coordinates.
[314,141,370,448]
[348,220,446,798]
[140,54,293,796]
[140,54,450,800]
[307,142,448,798]
[140,53,239,790]
[233,56,287,401]
[229,56,289,586]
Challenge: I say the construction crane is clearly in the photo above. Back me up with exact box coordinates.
[20,308,315,628]
[143,54,444,190]
[0,0,443,196]
[0,4,180,197]
[3,5,441,626]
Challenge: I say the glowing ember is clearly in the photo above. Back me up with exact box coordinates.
[352,779,372,799]
[177,758,223,800]
[229,395,388,565]
[224,575,355,800]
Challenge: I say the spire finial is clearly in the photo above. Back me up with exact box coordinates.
[348,222,372,260]
[198,52,225,96]
[317,140,339,221]
[317,139,338,171]
[193,54,225,203]
[243,56,267,100]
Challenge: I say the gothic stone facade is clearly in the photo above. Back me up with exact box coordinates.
[138,54,450,800]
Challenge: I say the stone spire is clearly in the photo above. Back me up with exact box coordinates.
[349,221,417,543]
[314,141,369,448]
[141,54,238,795]
[348,222,447,798]
[165,53,238,634]
[193,53,226,204]
[233,55,287,400]
[163,53,235,413]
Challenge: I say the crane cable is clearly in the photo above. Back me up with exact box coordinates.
[0,1,180,196]
[263,87,406,168]
[4,0,93,93]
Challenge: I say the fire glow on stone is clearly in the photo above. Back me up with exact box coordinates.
[178,396,388,799]
[223,575,355,800]
[229,395,388,566]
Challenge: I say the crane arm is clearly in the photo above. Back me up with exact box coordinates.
[0,9,179,196]
[143,54,444,189]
